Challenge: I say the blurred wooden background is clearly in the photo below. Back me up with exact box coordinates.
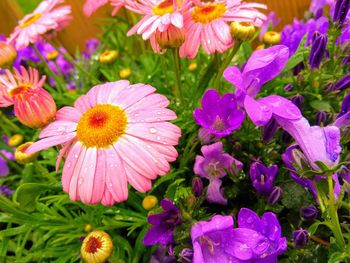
[0,0,311,53]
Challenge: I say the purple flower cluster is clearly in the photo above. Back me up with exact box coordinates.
[191,208,287,262]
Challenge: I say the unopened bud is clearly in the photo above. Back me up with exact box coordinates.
[15,142,38,164]
[293,228,309,249]
[155,25,185,49]
[230,21,256,41]
[192,177,203,197]
[0,42,17,67]
[262,31,281,45]
[300,205,318,220]
[142,195,158,210]
[99,50,118,64]
[268,186,282,205]
[8,134,24,147]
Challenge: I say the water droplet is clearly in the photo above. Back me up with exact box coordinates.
[78,178,83,185]
[156,118,161,121]
[157,111,161,115]
[109,183,113,187]
[134,113,140,117]
[74,154,79,158]
[67,162,71,168]
[156,136,161,140]
[150,128,157,134]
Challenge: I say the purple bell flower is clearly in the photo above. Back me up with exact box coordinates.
[338,165,350,184]
[262,118,279,144]
[291,94,304,110]
[198,128,216,145]
[293,229,309,249]
[249,161,279,196]
[268,186,282,205]
[179,248,193,263]
[191,209,287,262]
[83,38,100,59]
[194,142,243,205]
[0,147,14,177]
[150,245,176,263]
[193,89,245,138]
[333,0,350,26]
[143,199,181,246]
[301,205,318,220]
[315,111,328,125]
[284,84,294,92]
[309,32,328,69]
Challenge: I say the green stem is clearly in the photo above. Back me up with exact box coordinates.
[171,48,183,104]
[0,114,22,134]
[31,44,65,94]
[327,174,346,248]
[314,180,326,213]
[213,40,242,89]
[196,55,219,97]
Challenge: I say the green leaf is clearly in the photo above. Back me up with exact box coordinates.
[310,100,332,112]
[13,183,51,212]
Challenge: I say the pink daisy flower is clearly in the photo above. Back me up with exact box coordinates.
[126,0,191,52]
[26,81,181,206]
[83,0,126,17]
[0,66,57,128]
[180,0,267,58]
[7,0,72,49]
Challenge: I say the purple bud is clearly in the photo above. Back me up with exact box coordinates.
[284,84,293,92]
[262,118,279,144]
[293,62,305,76]
[315,8,324,19]
[333,0,350,26]
[315,111,328,126]
[268,186,282,205]
[192,177,203,197]
[293,229,309,249]
[332,73,350,92]
[0,185,13,196]
[291,94,304,110]
[179,248,193,263]
[301,205,318,220]
[308,32,328,69]
[282,131,292,144]
[339,165,350,184]
[343,55,350,65]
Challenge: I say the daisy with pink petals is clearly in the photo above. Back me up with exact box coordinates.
[8,0,72,49]
[83,0,126,17]
[26,81,181,206]
[0,66,56,128]
[126,0,191,52]
[180,0,267,58]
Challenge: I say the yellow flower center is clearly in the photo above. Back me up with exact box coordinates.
[152,0,174,16]
[191,3,227,24]
[76,104,127,148]
[99,50,118,64]
[20,13,42,28]
[8,84,31,98]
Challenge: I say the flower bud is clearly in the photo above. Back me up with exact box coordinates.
[262,118,279,144]
[291,94,304,110]
[155,25,185,49]
[99,50,118,64]
[198,128,215,145]
[262,31,281,45]
[339,165,350,184]
[142,195,158,210]
[84,224,92,232]
[0,185,13,196]
[308,32,328,69]
[15,142,38,164]
[0,42,17,67]
[255,44,265,50]
[45,50,59,61]
[230,21,256,41]
[188,62,197,71]
[333,0,350,26]
[315,111,328,126]
[293,228,309,249]
[119,68,131,79]
[300,205,318,220]
[284,84,293,92]
[192,177,203,197]
[293,62,304,76]
[8,134,24,147]
[81,230,113,263]
[268,186,282,205]
[179,248,193,263]
[332,72,350,92]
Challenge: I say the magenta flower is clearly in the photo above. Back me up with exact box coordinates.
[249,161,278,196]
[194,142,242,205]
[0,150,14,177]
[143,199,181,246]
[193,89,245,138]
[191,208,287,262]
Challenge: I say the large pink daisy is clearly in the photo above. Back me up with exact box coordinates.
[83,0,126,17]
[8,0,72,49]
[0,66,56,128]
[126,0,191,52]
[26,81,181,206]
[180,0,267,58]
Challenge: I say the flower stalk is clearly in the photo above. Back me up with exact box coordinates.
[171,48,183,104]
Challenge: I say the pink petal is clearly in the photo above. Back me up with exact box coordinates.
[126,108,177,123]
[123,160,152,192]
[74,95,92,113]
[39,120,77,139]
[26,132,77,154]
[112,83,155,109]
[62,141,83,193]
[56,106,82,123]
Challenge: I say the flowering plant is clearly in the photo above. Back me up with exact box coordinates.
[0,0,350,262]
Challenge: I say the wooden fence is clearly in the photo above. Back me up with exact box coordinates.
[0,0,311,53]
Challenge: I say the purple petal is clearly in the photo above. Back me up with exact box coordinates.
[206,179,227,205]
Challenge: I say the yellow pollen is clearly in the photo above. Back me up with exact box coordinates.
[76,104,127,148]
[8,84,31,98]
[152,0,174,16]
[191,3,227,24]
[20,13,42,28]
